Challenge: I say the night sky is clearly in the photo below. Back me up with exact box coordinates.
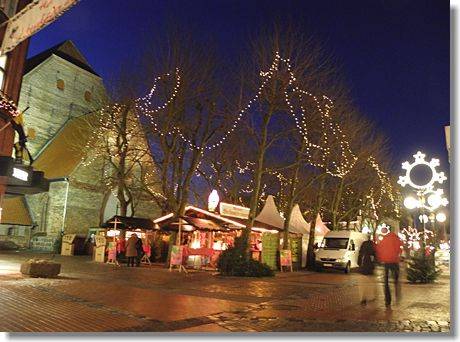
[27,0,450,173]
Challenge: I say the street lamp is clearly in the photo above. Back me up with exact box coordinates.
[399,151,448,248]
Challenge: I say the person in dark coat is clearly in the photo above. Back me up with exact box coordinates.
[135,237,144,267]
[358,237,376,275]
[125,234,138,267]
[357,235,377,305]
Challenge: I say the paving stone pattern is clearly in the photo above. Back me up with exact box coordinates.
[0,251,451,333]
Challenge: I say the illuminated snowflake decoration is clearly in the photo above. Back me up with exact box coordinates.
[398,151,448,211]
[398,151,447,190]
[376,223,390,236]
[399,226,434,251]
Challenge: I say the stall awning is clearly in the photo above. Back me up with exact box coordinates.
[182,217,225,231]
[103,215,155,230]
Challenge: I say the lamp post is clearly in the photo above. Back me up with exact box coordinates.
[399,151,448,250]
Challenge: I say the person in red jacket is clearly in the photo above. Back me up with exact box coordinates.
[375,227,403,307]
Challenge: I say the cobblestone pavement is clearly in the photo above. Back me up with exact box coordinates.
[0,251,451,333]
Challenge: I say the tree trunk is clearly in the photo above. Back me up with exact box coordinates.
[245,108,273,258]
[306,177,325,269]
[99,190,111,226]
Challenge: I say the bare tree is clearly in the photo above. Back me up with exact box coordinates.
[136,28,228,224]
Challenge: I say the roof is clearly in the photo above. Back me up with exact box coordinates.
[103,216,155,230]
[182,217,223,231]
[315,214,330,235]
[1,196,33,226]
[24,40,99,77]
[288,204,310,235]
[155,205,281,233]
[255,195,285,230]
[32,113,98,179]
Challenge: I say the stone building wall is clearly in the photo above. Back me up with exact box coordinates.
[0,225,32,248]
[19,55,106,157]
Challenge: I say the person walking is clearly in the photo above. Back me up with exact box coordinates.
[375,227,403,308]
[357,235,377,305]
[125,233,138,267]
[135,237,144,267]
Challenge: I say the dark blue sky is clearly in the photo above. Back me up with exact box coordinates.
[27,0,450,172]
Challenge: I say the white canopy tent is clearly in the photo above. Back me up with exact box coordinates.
[288,204,310,234]
[255,195,285,230]
[255,196,330,236]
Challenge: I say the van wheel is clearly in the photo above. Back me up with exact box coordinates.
[344,262,351,274]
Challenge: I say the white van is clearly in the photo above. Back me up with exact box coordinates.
[315,230,369,273]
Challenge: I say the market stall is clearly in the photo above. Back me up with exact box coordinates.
[102,215,156,264]
[153,204,281,270]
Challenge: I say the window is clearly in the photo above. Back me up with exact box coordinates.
[84,90,92,102]
[56,79,65,91]
[323,238,349,250]
[0,54,7,90]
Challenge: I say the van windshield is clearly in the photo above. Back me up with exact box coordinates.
[323,238,349,249]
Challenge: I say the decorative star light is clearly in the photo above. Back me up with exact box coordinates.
[398,151,446,191]
[399,151,449,213]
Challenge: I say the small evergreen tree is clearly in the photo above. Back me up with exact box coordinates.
[217,236,274,277]
[406,250,440,283]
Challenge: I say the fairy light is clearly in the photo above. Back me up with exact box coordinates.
[134,52,360,180]
[0,91,21,117]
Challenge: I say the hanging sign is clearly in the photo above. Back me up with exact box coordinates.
[1,0,79,54]
[170,245,183,266]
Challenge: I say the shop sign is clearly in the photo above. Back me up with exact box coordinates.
[170,245,183,265]
[219,202,250,219]
[280,249,292,268]
[1,0,79,54]
[95,235,106,247]
[62,233,76,244]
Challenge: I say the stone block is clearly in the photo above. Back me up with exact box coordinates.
[20,259,61,278]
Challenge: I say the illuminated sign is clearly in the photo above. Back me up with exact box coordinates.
[12,167,28,181]
[219,202,250,219]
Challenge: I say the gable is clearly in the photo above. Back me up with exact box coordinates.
[24,40,99,77]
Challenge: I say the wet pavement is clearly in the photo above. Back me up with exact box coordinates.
[0,251,451,333]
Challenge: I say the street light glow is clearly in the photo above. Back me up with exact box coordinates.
[404,196,419,210]
[436,212,447,223]
[427,193,442,210]
[419,214,429,224]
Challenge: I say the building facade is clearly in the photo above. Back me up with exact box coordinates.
[0,41,162,250]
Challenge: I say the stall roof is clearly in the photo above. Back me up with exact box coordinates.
[182,217,225,231]
[288,204,310,235]
[103,216,155,230]
[315,213,330,235]
[153,205,281,233]
[255,195,285,230]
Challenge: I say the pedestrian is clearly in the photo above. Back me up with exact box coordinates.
[357,235,377,305]
[116,236,126,260]
[136,237,144,267]
[375,227,403,308]
[125,233,138,267]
